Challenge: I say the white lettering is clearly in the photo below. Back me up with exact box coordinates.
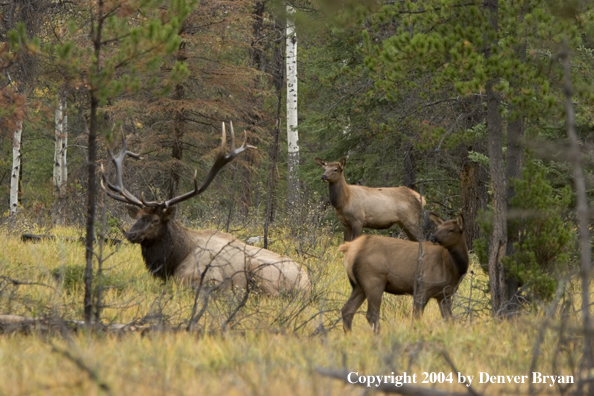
[347,372,358,384]
[458,372,473,387]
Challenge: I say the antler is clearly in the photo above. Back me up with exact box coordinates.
[100,132,144,207]
[102,122,255,209]
[163,121,255,208]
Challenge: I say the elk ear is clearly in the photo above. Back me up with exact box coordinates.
[314,157,326,167]
[162,206,177,221]
[126,206,141,219]
[456,213,464,232]
[339,157,346,170]
[428,211,444,227]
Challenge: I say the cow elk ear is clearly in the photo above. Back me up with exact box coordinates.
[339,157,346,170]
[126,205,141,219]
[457,213,464,232]
[428,211,444,227]
[314,157,326,167]
[162,206,177,221]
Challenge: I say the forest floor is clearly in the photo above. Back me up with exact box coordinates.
[0,220,584,396]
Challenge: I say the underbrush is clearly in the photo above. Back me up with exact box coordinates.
[0,220,587,395]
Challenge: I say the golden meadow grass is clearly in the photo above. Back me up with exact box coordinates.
[0,224,585,395]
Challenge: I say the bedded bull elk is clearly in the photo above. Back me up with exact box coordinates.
[339,213,468,333]
[101,123,310,296]
[314,157,425,242]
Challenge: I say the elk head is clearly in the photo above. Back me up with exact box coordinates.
[429,212,464,249]
[101,122,254,244]
[314,157,346,183]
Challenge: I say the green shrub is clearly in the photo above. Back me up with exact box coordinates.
[475,160,576,302]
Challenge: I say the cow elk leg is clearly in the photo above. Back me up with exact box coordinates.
[364,285,384,334]
[350,221,363,241]
[343,226,353,242]
[438,295,454,320]
[341,285,366,332]
[412,297,429,319]
[401,222,420,242]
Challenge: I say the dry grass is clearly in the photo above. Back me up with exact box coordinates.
[0,221,586,395]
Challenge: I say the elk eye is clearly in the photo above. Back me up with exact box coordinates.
[152,218,160,224]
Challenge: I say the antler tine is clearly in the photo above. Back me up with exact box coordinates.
[100,164,138,205]
[163,122,256,208]
[101,133,144,207]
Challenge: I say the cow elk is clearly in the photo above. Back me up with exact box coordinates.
[314,157,425,242]
[339,213,468,333]
[101,123,310,296]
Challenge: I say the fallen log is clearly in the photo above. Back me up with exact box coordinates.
[0,314,145,335]
[20,234,122,246]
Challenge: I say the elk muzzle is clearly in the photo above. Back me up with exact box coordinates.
[124,230,144,243]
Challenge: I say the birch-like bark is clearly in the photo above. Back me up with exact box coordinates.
[9,121,23,216]
[53,98,68,197]
[286,5,299,207]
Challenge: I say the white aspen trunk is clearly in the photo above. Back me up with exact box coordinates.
[286,5,299,206]
[53,98,68,197]
[9,121,23,216]
[61,101,68,189]
[53,99,63,193]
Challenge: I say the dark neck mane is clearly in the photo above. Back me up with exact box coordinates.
[328,177,349,208]
[448,244,469,277]
[140,220,194,279]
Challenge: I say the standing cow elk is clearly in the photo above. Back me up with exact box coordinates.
[339,213,468,333]
[101,123,310,296]
[314,157,425,242]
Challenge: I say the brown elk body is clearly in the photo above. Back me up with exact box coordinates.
[314,157,425,242]
[103,123,310,296]
[339,213,468,333]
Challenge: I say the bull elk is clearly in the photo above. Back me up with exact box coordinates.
[101,123,310,296]
[314,157,425,242]
[339,213,468,333]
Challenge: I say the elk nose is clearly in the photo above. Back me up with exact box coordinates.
[124,231,142,243]
[321,174,328,181]
[430,235,438,243]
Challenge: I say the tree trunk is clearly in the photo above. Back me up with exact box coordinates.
[53,98,64,193]
[460,157,488,251]
[504,40,526,310]
[84,0,105,325]
[485,0,507,316]
[402,140,417,190]
[285,5,299,208]
[562,37,594,395]
[264,22,284,249]
[53,98,68,196]
[9,121,22,216]
[240,1,266,215]
[168,35,187,201]
[504,114,523,308]
[53,97,68,225]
